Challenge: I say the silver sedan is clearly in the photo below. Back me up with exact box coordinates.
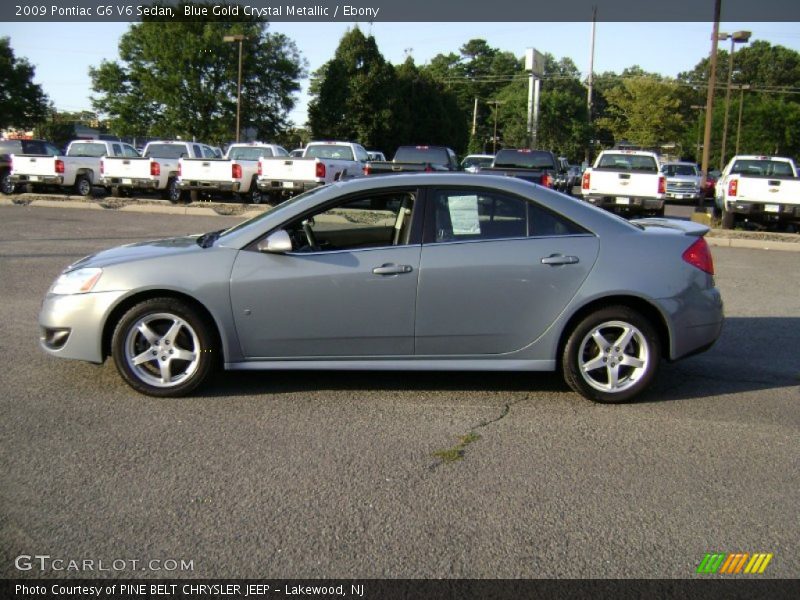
[39,174,723,403]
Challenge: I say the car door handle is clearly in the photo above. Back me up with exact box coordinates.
[372,264,413,275]
[541,255,579,266]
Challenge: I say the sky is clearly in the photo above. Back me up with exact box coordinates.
[2,21,800,127]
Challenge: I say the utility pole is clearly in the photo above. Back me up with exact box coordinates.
[472,97,478,137]
[223,34,245,142]
[586,5,597,164]
[699,0,721,212]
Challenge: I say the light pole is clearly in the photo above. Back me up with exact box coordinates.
[223,34,245,142]
[491,100,504,154]
[691,105,705,163]
[735,84,751,156]
[718,30,751,170]
[699,0,721,212]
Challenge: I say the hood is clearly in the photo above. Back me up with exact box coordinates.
[67,235,204,270]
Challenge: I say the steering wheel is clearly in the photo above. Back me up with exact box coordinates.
[301,218,319,251]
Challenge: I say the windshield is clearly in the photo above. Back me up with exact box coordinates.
[305,145,355,161]
[596,153,658,172]
[145,144,187,159]
[493,150,555,169]
[662,164,697,176]
[227,146,274,160]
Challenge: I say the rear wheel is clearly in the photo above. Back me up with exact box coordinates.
[562,306,660,403]
[111,298,217,397]
[1,171,15,195]
[249,178,263,204]
[721,209,735,229]
[166,177,182,203]
[74,175,93,197]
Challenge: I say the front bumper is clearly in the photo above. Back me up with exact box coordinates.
[39,290,127,363]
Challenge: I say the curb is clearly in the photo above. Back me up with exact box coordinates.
[2,193,799,252]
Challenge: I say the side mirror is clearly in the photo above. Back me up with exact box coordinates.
[257,230,293,254]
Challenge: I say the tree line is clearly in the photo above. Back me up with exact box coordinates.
[2,19,799,166]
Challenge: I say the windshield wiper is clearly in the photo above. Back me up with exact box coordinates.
[197,229,225,248]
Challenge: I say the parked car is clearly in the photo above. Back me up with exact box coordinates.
[714,155,800,229]
[363,145,460,175]
[479,148,561,189]
[101,140,218,202]
[0,138,61,195]
[461,154,495,173]
[38,173,723,403]
[8,139,138,196]
[660,161,703,203]
[581,150,666,217]
[178,142,288,203]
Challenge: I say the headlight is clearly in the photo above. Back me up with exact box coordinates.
[50,267,103,295]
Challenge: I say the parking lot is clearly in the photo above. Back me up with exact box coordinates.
[0,203,798,579]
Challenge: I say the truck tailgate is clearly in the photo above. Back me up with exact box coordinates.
[260,157,317,182]
[587,170,661,197]
[733,177,800,206]
[180,158,232,182]
[11,155,57,177]
[103,158,152,179]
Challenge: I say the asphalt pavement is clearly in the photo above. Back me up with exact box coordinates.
[0,204,798,579]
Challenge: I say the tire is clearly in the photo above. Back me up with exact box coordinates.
[249,178,263,204]
[166,177,182,203]
[721,209,735,230]
[111,298,217,397]
[1,171,15,195]
[562,305,661,403]
[74,175,93,197]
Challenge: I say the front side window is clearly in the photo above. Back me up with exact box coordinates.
[431,189,585,243]
[281,191,416,253]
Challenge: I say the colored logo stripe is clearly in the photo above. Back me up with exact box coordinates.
[697,553,773,574]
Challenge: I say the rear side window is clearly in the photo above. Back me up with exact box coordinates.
[431,189,585,243]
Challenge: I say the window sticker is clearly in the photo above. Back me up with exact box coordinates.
[448,195,481,235]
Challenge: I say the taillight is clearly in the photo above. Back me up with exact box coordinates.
[682,237,714,275]
[424,164,433,173]
[541,173,553,188]
[100,159,104,175]
[151,162,160,176]
[582,171,590,190]
[177,162,181,177]
[257,162,262,176]
[55,159,65,174]
[728,179,738,197]
[315,162,326,178]
[658,175,666,195]
[232,164,242,179]
[363,164,371,175]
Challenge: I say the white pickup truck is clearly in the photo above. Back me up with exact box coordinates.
[178,142,288,204]
[581,150,666,217]
[257,140,368,203]
[714,155,800,229]
[10,139,138,196]
[101,140,218,202]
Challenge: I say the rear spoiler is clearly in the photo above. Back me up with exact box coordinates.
[630,217,709,237]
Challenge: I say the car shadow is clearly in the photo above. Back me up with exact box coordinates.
[201,317,799,403]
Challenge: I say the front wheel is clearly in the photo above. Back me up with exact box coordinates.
[111,298,217,397]
[562,306,660,403]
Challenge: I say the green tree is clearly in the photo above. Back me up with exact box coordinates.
[90,12,305,144]
[308,27,396,150]
[0,37,49,130]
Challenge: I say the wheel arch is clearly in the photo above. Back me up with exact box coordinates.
[556,294,672,369]
[101,289,225,364]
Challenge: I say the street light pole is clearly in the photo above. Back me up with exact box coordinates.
[719,30,751,170]
[699,0,721,212]
[223,34,245,143]
[735,84,751,155]
[691,105,704,163]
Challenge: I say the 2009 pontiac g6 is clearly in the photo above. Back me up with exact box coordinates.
[39,174,723,403]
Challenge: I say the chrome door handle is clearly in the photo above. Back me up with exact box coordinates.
[372,264,413,275]
[541,255,579,266]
